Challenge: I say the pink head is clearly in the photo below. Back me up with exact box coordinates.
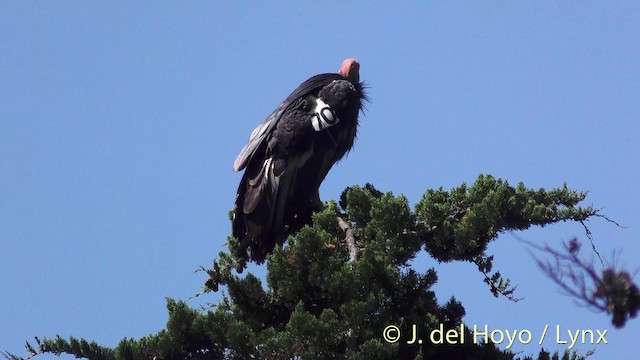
[339,58,360,83]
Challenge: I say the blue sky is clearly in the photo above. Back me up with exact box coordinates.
[1,2,638,359]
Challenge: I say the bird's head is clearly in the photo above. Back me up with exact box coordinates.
[339,58,360,84]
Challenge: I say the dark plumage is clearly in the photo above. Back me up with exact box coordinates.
[232,59,367,263]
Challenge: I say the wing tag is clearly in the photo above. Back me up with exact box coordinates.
[311,98,340,131]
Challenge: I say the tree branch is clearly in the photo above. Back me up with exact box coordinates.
[523,237,639,328]
[337,217,358,262]
[473,255,523,302]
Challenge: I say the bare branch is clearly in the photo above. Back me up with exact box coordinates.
[337,217,359,262]
[579,220,604,267]
[592,211,626,229]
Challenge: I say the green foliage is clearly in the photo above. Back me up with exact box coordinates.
[415,175,595,262]
[6,175,606,360]
[414,175,598,300]
[519,349,592,360]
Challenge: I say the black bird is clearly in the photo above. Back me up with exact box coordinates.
[232,59,367,262]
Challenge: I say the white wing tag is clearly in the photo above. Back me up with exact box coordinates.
[311,98,340,131]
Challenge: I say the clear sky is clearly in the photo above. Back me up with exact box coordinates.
[1,2,638,359]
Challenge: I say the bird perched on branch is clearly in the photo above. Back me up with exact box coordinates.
[232,59,367,263]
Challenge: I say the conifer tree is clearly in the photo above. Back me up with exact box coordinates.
[4,175,638,360]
